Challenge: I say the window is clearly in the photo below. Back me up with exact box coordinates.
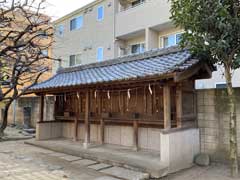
[131,43,145,54]
[70,16,83,31]
[41,49,48,56]
[163,33,183,48]
[38,30,48,38]
[131,0,145,7]
[69,54,81,66]
[176,33,182,44]
[215,82,227,89]
[97,6,104,21]
[57,25,64,36]
[97,47,104,61]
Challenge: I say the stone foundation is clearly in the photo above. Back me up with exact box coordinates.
[37,122,161,151]
[36,121,200,173]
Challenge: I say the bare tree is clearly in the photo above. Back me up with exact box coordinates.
[0,0,54,136]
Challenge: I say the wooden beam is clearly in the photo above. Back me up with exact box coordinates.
[100,118,104,144]
[133,120,139,151]
[74,96,79,141]
[193,90,197,127]
[176,85,183,128]
[163,85,171,129]
[84,90,90,149]
[174,62,203,82]
[39,95,44,122]
[98,91,102,114]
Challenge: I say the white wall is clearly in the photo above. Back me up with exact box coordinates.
[52,0,116,73]
[196,65,240,89]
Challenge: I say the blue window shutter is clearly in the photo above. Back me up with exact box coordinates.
[168,35,175,47]
[97,6,104,20]
[70,16,83,30]
[58,25,64,36]
[76,16,83,29]
[97,47,103,61]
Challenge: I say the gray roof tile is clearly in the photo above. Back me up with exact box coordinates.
[30,46,199,91]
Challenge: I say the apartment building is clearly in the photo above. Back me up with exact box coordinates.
[53,0,240,89]
[52,0,117,73]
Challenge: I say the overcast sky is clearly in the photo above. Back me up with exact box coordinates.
[44,0,95,20]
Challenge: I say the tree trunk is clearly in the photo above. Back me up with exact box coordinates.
[224,64,239,177]
[0,102,11,138]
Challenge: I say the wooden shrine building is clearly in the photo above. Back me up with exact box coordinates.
[29,46,213,173]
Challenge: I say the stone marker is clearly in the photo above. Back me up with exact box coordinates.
[194,153,210,166]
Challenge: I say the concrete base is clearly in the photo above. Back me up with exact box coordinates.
[160,128,200,173]
[36,122,162,151]
[36,122,200,177]
[25,139,167,178]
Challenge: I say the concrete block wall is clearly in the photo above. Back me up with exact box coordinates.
[197,88,240,161]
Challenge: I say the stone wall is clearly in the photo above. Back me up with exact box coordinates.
[197,88,240,161]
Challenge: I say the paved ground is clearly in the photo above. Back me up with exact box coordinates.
[0,127,239,180]
[0,140,147,180]
[26,138,165,177]
[0,140,239,180]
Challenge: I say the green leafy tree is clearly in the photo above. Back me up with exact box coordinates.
[170,0,240,177]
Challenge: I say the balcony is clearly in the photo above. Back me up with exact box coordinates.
[116,0,171,38]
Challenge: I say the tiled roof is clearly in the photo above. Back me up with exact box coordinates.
[30,46,199,91]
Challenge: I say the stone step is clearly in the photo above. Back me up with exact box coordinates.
[100,166,150,180]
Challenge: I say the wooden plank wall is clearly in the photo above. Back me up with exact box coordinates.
[53,82,196,128]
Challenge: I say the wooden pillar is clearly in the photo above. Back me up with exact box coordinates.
[84,90,90,149]
[163,85,171,129]
[176,86,183,128]
[74,96,79,141]
[133,120,139,151]
[39,95,44,122]
[100,118,104,144]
